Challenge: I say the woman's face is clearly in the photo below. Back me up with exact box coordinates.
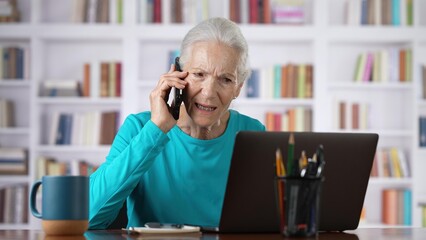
[182,41,243,128]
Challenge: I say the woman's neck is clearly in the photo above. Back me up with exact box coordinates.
[177,110,230,140]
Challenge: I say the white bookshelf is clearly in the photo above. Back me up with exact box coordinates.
[0,0,425,229]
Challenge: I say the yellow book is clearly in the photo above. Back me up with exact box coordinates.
[389,147,402,178]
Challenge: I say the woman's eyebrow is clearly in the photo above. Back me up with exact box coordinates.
[220,73,236,79]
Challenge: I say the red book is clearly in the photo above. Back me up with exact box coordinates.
[263,0,271,23]
[273,113,281,131]
[382,189,398,225]
[83,63,90,97]
[249,0,258,23]
[154,0,162,23]
[399,49,406,82]
[229,0,240,23]
[352,103,359,129]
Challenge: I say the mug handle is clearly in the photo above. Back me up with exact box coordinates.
[30,180,42,219]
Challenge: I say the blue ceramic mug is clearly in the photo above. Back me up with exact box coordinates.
[30,176,89,235]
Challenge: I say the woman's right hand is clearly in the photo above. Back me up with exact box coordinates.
[149,64,188,133]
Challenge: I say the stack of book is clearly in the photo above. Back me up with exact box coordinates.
[265,108,312,132]
[41,80,82,97]
[36,156,98,178]
[230,0,306,24]
[382,188,411,225]
[346,0,413,26]
[0,148,27,175]
[82,61,122,98]
[353,48,412,83]
[49,111,119,146]
[334,100,369,130]
[0,99,14,127]
[0,184,28,223]
[0,0,19,23]
[71,0,123,24]
[246,64,313,99]
[139,0,215,24]
[370,147,410,178]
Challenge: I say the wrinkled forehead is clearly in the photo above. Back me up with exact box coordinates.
[187,41,239,75]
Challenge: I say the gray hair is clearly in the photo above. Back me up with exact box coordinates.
[179,17,251,84]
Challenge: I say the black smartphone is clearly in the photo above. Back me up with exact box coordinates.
[144,222,183,229]
[172,57,184,120]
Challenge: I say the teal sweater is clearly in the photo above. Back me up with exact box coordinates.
[89,110,265,229]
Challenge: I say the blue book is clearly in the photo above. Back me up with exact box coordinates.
[403,189,412,225]
[3,48,9,79]
[392,0,400,25]
[247,69,259,98]
[16,48,24,79]
[419,117,426,147]
[360,0,368,25]
[274,65,281,98]
[63,114,73,145]
[55,114,67,145]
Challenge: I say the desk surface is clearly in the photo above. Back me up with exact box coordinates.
[1,228,425,240]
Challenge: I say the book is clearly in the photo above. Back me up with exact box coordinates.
[382,189,398,224]
[246,69,259,98]
[100,111,118,145]
[0,99,14,127]
[42,80,82,97]
[419,117,426,147]
[0,148,27,175]
[83,63,90,97]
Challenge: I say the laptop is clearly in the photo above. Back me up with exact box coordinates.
[210,131,379,233]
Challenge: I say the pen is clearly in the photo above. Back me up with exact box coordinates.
[287,133,295,176]
[315,145,325,177]
[299,150,307,177]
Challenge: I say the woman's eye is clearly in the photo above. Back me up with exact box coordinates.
[193,72,204,78]
[222,78,234,84]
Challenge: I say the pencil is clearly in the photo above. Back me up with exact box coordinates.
[275,148,286,177]
[287,133,295,176]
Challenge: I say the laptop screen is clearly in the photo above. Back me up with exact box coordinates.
[218,131,378,233]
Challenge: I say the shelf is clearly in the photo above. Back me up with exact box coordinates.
[0,223,30,230]
[369,178,412,185]
[358,222,412,229]
[36,145,111,153]
[0,80,31,87]
[0,24,33,38]
[332,129,412,137]
[135,25,317,41]
[327,27,422,42]
[0,175,30,184]
[37,97,122,105]
[328,82,414,91]
[234,98,314,107]
[0,128,30,135]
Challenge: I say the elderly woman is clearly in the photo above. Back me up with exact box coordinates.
[89,17,265,229]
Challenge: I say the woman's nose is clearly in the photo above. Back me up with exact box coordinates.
[200,77,218,98]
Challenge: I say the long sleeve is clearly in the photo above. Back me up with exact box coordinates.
[88,114,169,229]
